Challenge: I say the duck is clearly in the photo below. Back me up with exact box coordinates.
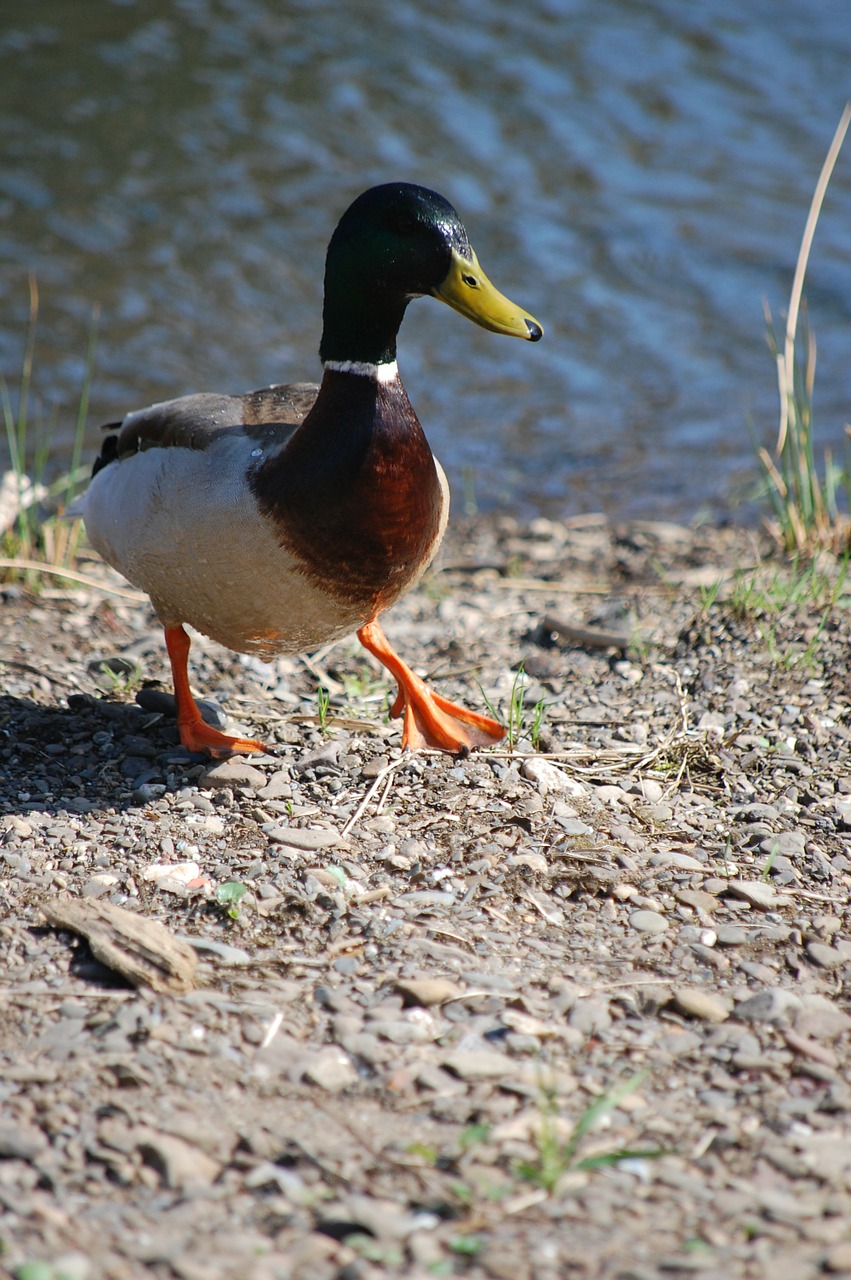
[79,182,543,758]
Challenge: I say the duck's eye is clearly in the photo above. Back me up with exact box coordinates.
[462,274,478,288]
[394,213,417,234]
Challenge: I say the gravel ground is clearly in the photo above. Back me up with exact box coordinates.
[2,513,851,1280]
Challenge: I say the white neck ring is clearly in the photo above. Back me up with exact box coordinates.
[323,359,399,384]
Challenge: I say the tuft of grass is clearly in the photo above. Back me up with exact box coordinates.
[480,661,550,752]
[516,1071,666,1194]
[760,842,780,882]
[316,685,331,735]
[1,279,98,587]
[759,102,851,554]
[723,552,848,671]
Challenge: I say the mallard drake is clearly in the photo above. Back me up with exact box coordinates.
[80,183,543,757]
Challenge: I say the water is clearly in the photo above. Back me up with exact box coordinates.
[2,0,850,521]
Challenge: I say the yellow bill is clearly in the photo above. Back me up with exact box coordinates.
[432,247,543,341]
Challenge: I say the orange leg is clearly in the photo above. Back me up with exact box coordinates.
[164,624,268,757]
[357,619,505,755]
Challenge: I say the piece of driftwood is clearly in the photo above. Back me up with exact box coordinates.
[43,897,198,994]
[542,615,632,652]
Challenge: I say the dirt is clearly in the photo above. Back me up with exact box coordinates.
[1,513,851,1280]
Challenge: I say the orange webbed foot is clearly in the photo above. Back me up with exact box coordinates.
[176,718,269,759]
[164,623,269,758]
[357,620,505,756]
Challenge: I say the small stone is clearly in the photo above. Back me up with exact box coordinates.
[672,988,731,1024]
[369,1014,440,1045]
[136,1129,221,1190]
[362,755,391,779]
[507,852,549,874]
[568,999,612,1034]
[725,880,792,910]
[736,989,802,1024]
[257,770,292,801]
[46,1254,90,1280]
[443,1049,511,1081]
[758,831,806,859]
[629,909,669,935]
[396,977,464,1007]
[0,1122,49,1161]
[832,801,851,830]
[794,994,851,1041]
[302,1047,358,1092]
[675,889,718,914]
[520,758,586,797]
[142,861,202,886]
[810,914,842,938]
[824,1241,851,1273]
[264,825,341,850]
[805,940,844,970]
[733,803,781,823]
[649,851,705,872]
[636,779,665,803]
[200,758,268,790]
[133,782,167,804]
[782,1030,838,1069]
[714,925,748,946]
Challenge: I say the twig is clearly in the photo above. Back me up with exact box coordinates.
[0,557,147,600]
[542,615,632,651]
[341,755,409,837]
[777,101,851,454]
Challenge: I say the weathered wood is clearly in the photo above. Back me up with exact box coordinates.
[43,897,198,994]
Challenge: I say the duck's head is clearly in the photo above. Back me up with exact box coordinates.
[319,183,543,365]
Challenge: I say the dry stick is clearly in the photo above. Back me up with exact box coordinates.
[542,615,632,651]
[341,754,409,837]
[777,101,851,455]
[0,557,146,600]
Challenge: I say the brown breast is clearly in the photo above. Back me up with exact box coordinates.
[249,370,444,616]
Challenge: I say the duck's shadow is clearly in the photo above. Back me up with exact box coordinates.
[0,691,211,819]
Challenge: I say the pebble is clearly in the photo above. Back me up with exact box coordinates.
[200,758,268,790]
[635,778,665,803]
[832,801,851,830]
[136,1129,221,1190]
[369,1015,440,1045]
[649,851,705,872]
[736,989,802,1024]
[672,987,731,1024]
[396,977,464,1007]
[714,925,748,946]
[142,861,202,886]
[794,994,851,1041]
[675,889,718,914]
[442,1049,514,1081]
[0,1123,49,1161]
[263,825,341,850]
[629,909,669,935]
[758,830,807,859]
[724,879,792,910]
[824,1241,851,1273]
[302,1047,359,1092]
[520,758,586,796]
[805,940,845,969]
[257,770,293,801]
[568,999,612,1034]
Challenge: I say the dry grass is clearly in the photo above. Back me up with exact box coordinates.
[0,278,97,587]
[760,102,851,554]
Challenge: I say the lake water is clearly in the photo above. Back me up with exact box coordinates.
[2,0,850,521]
